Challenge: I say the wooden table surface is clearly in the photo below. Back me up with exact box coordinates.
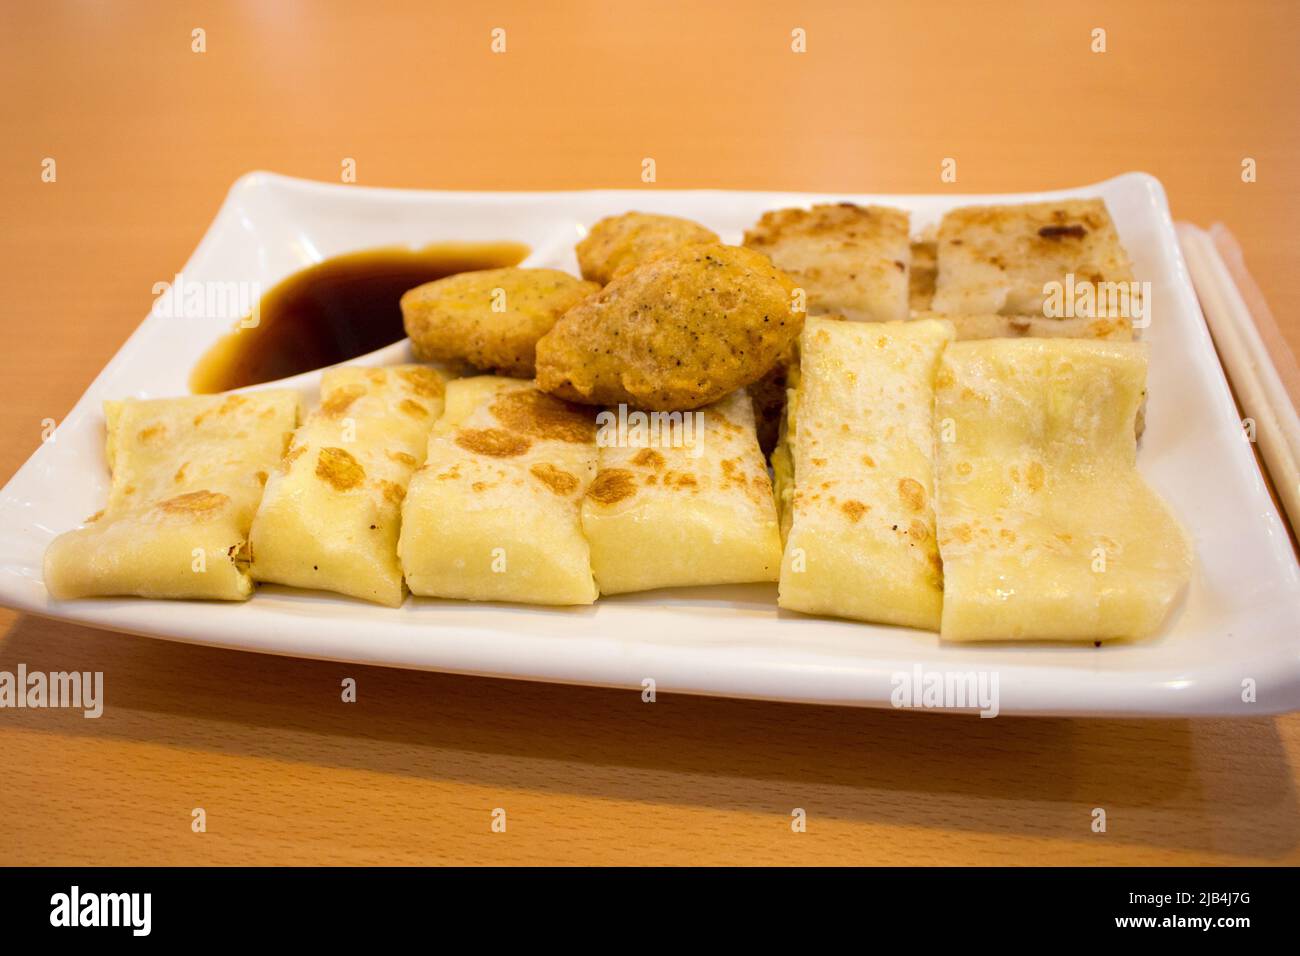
[2,1,1298,866]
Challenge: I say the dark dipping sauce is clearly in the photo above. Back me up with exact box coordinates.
[189,241,530,393]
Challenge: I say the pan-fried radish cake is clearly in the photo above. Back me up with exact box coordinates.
[581,389,782,595]
[399,376,600,605]
[930,199,1141,327]
[776,316,954,630]
[44,391,300,600]
[744,203,911,322]
[934,339,1190,642]
[908,238,937,312]
[249,365,445,606]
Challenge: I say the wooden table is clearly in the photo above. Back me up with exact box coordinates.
[2,1,1297,866]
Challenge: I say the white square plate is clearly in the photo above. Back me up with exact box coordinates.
[2,172,1297,716]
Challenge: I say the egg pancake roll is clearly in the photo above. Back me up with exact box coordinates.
[581,389,782,595]
[399,376,599,605]
[44,390,299,600]
[249,365,444,606]
[934,338,1190,641]
[777,316,954,629]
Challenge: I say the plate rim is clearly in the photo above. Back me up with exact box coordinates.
[3,170,1298,718]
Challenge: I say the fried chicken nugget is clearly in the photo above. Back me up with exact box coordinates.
[401,267,598,377]
[576,212,720,285]
[535,244,802,411]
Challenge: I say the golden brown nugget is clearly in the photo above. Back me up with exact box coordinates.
[743,203,911,322]
[535,243,802,411]
[576,212,720,285]
[402,267,598,378]
[931,199,1139,320]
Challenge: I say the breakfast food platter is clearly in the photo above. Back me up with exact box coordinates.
[1,171,1296,716]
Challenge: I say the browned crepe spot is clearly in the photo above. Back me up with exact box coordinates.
[193,394,247,426]
[630,448,665,470]
[841,500,869,523]
[398,366,444,398]
[157,489,230,516]
[316,446,366,490]
[662,471,698,490]
[455,428,530,458]
[321,384,366,418]
[281,443,307,473]
[1026,461,1045,492]
[898,477,926,512]
[586,468,636,505]
[379,480,406,505]
[489,389,595,444]
[529,462,580,496]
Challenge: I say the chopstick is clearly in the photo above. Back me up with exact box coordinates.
[1177,222,1300,540]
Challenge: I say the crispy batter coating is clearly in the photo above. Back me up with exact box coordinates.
[535,243,802,411]
[743,203,911,322]
[401,267,598,377]
[576,212,720,285]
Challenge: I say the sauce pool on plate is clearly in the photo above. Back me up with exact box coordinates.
[189,241,530,393]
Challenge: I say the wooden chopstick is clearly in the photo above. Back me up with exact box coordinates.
[1177,222,1300,540]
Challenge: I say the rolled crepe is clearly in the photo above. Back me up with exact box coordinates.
[777,316,954,629]
[249,365,445,606]
[44,391,299,600]
[910,310,1133,343]
[399,376,599,605]
[935,339,1191,641]
[581,389,782,594]
[910,309,1147,439]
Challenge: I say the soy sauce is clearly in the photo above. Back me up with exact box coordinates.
[189,241,529,393]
